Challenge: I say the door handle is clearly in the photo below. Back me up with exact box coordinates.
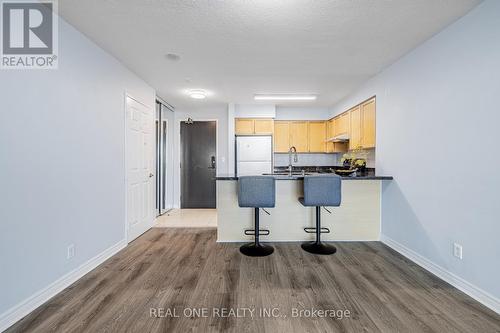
[208,156,216,169]
[149,173,154,178]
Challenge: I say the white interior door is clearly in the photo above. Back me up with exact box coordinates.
[126,96,155,242]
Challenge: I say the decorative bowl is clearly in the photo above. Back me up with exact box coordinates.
[334,169,357,176]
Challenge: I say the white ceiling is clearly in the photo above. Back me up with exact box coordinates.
[59,0,481,109]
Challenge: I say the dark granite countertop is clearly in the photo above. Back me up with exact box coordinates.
[216,169,393,181]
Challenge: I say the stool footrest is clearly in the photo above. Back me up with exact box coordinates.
[304,227,330,234]
[244,229,270,236]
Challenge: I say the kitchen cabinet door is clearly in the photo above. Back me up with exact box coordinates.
[327,119,335,138]
[235,119,254,135]
[254,119,274,134]
[290,121,309,152]
[326,119,334,153]
[308,121,326,152]
[349,106,362,150]
[334,112,350,137]
[361,98,376,148]
[274,121,290,153]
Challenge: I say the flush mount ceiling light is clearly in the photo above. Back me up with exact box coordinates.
[254,94,317,101]
[188,89,207,99]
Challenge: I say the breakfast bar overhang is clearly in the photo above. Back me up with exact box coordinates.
[216,173,393,242]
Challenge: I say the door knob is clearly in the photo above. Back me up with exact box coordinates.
[149,173,154,178]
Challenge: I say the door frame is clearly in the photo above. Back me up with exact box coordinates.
[156,100,174,216]
[160,118,169,214]
[177,118,218,208]
[124,92,156,243]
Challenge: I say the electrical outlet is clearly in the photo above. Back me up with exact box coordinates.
[453,243,463,259]
[67,244,75,260]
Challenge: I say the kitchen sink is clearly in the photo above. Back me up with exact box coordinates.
[262,172,311,176]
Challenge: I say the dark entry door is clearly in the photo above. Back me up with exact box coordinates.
[181,121,216,208]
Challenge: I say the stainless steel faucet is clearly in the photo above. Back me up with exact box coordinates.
[288,146,298,176]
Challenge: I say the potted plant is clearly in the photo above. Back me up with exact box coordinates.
[354,158,367,174]
[340,153,353,168]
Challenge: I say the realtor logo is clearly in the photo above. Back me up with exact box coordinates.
[1,0,58,69]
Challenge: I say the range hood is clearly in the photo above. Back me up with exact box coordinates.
[327,133,349,142]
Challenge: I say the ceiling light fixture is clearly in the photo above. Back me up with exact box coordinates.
[188,89,207,99]
[254,94,317,101]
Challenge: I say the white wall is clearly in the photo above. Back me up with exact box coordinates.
[173,106,229,207]
[235,104,275,118]
[0,15,155,322]
[330,0,500,306]
[275,106,331,120]
[227,104,236,176]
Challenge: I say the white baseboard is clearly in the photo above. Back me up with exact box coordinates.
[0,239,127,332]
[381,235,500,315]
[216,239,380,243]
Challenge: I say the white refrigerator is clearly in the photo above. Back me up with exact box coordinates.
[236,136,273,176]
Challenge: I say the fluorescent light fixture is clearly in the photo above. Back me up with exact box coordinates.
[254,94,317,101]
[188,89,207,99]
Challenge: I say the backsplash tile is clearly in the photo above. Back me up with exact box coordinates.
[274,153,339,167]
[274,148,376,168]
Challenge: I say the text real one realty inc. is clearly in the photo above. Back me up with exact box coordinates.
[150,307,351,319]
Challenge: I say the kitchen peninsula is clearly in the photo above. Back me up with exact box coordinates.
[216,171,392,242]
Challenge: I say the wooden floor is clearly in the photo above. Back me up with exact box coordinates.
[8,228,500,333]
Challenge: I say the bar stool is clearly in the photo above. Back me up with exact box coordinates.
[299,174,341,255]
[238,176,276,257]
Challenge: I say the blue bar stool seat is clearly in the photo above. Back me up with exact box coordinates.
[238,176,276,257]
[299,175,341,255]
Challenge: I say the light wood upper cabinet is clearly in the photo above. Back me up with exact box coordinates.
[274,121,290,153]
[361,98,376,148]
[308,121,327,153]
[254,119,274,134]
[289,121,309,152]
[235,119,254,135]
[274,119,350,153]
[349,105,362,150]
[235,118,274,135]
[326,119,335,153]
[327,119,335,139]
[326,119,348,153]
[345,97,376,150]
[333,112,350,137]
